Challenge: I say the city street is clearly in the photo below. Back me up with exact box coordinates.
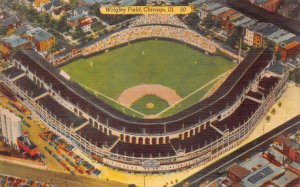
[0,160,127,187]
[175,115,300,187]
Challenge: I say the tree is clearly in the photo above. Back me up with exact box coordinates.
[265,39,275,50]
[91,21,105,32]
[185,13,200,28]
[226,30,239,48]
[271,108,276,114]
[90,3,101,17]
[0,25,7,36]
[71,26,84,39]
[55,15,71,33]
[202,16,214,29]
[69,0,78,9]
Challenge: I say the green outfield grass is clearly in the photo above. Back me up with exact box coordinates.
[62,40,235,117]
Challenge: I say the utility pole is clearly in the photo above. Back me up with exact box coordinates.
[238,38,242,64]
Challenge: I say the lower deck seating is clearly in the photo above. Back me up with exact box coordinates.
[111,142,176,158]
[212,99,261,132]
[36,95,87,128]
[76,124,119,148]
[14,76,47,98]
[171,127,222,153]
[258,76,279,97]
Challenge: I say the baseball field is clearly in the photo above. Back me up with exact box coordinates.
[61,40,235,118]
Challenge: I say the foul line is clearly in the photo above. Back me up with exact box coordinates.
[77,83,146,117]
[157,69,233,116]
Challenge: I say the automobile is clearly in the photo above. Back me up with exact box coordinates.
[93,169,101,176]
[49,142,55,146]
[44,147,50,151]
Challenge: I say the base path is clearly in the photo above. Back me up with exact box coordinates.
[118,84,182,108]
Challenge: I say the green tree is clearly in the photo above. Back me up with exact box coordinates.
[69,0,78,9]
[185,13,200,28]
[202,16,214,29]
[0,25,7,36]
[91,21,105,32]
[90,3,101,17]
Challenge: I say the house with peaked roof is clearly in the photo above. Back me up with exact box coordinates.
[0,15,21,33]
[0,35,31,58]
[40,0,62,13]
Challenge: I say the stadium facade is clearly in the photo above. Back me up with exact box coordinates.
[0,46,289,173]
[0,14,290,173]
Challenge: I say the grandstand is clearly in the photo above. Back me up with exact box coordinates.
[0,46,289,172]
[0,15,290,173]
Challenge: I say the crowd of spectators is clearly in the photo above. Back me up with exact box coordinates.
[129,14,188,28]
[81,25,217,56]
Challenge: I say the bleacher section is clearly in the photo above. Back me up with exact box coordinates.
[170,127,222,153]
[111,142,176,158]
[212,99,261,132]
[76,124,118,148]
[36,95,87,128]
[14,76,47,99]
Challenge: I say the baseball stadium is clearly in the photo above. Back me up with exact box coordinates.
[0,15,290,173]
[61,39,235,118]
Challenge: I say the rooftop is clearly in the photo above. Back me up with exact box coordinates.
[211,7,231,16]
[227,164,251,179]
[0,15,19,27]
[119,0,137,6]
[2,35,29,48]
[241,154,269,171]
[204,3,223,11]
[268,61,289,76]
[242,164,284,186]
[273,33,296,43]
[258,25,280,36]
[232,16,252,27]
[252,22,272,32]
[191,0,207,6]
[267,29,289,41]
[25,27,54,42]
[240,19,258,28]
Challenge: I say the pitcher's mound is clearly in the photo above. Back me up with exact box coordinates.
[146,102,155,109]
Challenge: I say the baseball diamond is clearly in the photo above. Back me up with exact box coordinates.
[0,14,290,173]
[61,40,235,117]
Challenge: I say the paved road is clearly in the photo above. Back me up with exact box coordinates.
[175,115,300,187]
[0,160,128,187]
[227,0,300,36]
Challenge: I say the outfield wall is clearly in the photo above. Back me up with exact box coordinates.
[53,25,238,65]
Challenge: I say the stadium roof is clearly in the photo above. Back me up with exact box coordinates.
[12,48,272,134]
